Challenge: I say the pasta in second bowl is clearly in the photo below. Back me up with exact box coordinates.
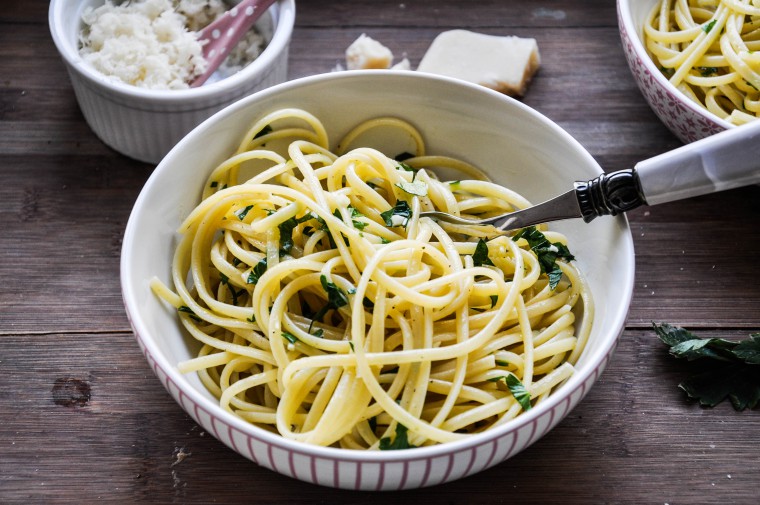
[121,71,635,489]
[618,0,735,141]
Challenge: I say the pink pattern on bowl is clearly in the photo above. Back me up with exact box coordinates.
[616,1,729,143]
[126,299,618,490]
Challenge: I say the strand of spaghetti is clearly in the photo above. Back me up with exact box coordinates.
[219,369,279,414]
[336,117,425,155]
[236,108,328,154]
[344,239,524,444]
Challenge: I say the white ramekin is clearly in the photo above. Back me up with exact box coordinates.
[49,0,295,164]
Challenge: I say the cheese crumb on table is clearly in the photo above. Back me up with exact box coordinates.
[417,30,541,97]
[345,34,394,70]
[345,33,410,71]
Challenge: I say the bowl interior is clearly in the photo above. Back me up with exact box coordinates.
[122,71,634,453]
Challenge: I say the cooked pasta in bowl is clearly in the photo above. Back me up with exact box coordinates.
[121,71,635,489]
[618,0,740,141]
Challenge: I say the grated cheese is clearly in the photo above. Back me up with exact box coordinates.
[79,0,265,90]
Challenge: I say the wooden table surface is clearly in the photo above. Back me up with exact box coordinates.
[2,1,759,503]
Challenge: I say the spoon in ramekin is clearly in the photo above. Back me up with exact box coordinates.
[191,0,277,87]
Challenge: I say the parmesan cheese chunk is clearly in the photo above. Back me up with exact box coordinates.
[345,34,394,70]
[417,30,541,96]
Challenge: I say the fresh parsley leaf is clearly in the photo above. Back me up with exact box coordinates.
[512,226,574,290]
[490,294,498,308]
[378,424,417,450]
[380,237,391,244]
[312,328,324,338]
[654,323,760,409]
[311,275,350,326]
[282,331,299,345]
[278,214,312,253]
[488,374,532,410]
[235,204,254,221]
[178,306,201,322]
[472,239,494,267]
[346,206,367,230]
[698,66,718,77]
[504,374,532,411]
[246,258,268,285]
[397,161,417,173]
[495,359,509,366]
[703,19,717,33]
[380,200,412,227]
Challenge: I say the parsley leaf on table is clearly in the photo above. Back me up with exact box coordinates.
[653,322,760,410]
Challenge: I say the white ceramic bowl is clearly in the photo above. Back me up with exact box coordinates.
[121,71,635,490]
[617,0,732,142]
[49,0,295,164]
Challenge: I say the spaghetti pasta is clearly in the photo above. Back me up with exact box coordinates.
[151,108,593,449]
[644,0,760,124]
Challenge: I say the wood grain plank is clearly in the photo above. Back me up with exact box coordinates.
[1,329,757,503]
[2,0,759,503]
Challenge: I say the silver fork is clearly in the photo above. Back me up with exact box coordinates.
[421,188,583,233]
[421,119,760,233]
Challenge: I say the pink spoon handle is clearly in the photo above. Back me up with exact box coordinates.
[191,0,278,87]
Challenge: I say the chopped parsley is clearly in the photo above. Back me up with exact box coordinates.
[491,374,532,411]
[702,19,717,33]
[178,305,201,322]
[346,206,368,230]
[378,423,417,450]
[235,204,254,221]
[282,331,299,345]
[278,214,313,253]
[311,275,350,325]
[472,239,494,267]
[698,66,718,77]
[396,161,417,173]
[490,294,499,308]
[380,200,412,227]
[512,226,574,290]
[654,322,760,410]
[246,258,268,285]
